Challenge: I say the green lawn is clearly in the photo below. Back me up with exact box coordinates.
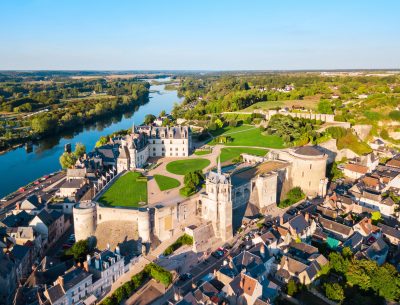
[219,147,268,163]
[166,158,210,175]
[210,125,285,148]
[194,149,212,156]
[98,172,147,207]
[154,174,180,191]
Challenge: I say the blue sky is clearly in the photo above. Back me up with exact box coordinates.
[1,0,399,70]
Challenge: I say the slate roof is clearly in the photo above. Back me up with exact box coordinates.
[62,267,91,290]
[20,195,42,210]
[378,223,400,240]
[34,210,55,227]
[46,284,65,304]
[343,232,364,251]
[11,244,30,261]
[318,217,353,237]
[365,238,389,259]
[1,211,33,228]
[288,214,309,234]
[295,146,324,157]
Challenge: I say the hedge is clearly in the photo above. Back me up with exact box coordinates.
[163,234,193,256]
[100,263,171,305]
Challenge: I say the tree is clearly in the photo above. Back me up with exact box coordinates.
[66,239,90,262]
[325,283,345,302]
[318,100,334,114]
[287,279,298,296]
[74,143,86,158]
[159,110,166,117]
[371,211,382,224]
[31,114,57,134]
[214,118,223,129]
[95,136,108,147]
[144,114,156,125]
[59,152,78,169]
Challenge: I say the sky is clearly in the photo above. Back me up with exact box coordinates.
[0,0,399,70]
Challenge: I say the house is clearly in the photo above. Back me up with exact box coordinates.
[357,237,389,266]
[378,223,400,246]
[343,163,368,180]
[87,248,125,299]
[16,195,46,215]
[29,210,66,247]
[44,267,93,305]
[0,211,33,228]
[280,213,315,241]
[318,216,354,241]
[353,217,380,237]
[10,244,31,282]
[223,273,263,305]
[58,178,90,201]
[343,232,364,252]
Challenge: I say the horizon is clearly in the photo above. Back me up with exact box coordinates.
[1,0,400,70]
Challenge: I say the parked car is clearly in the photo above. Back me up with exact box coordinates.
[179,273,193,281]
[211,250,224,259]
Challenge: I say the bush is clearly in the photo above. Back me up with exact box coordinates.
[180,186,196,197]
[326,126,347,139]
[287,279,298,296]
[163,234,193,255]
[279,187,305,208]
[325,283,345,302]
[144,263,173,286]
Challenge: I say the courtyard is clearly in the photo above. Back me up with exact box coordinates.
[98,171,148,207]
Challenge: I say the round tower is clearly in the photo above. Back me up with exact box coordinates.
[137,208,151,243]
[73,201,97,242]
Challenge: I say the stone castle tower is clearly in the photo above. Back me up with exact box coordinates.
[201,158,233,241]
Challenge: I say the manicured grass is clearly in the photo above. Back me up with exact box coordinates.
[166,158,210,175]
[194,149,212,156]
[219,147,268,163]
[154,174,180,191]
[98,172,147,207]
[210,125,285,148]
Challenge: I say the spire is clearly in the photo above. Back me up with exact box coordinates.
[217,156,221,175]
[132,121,136,133]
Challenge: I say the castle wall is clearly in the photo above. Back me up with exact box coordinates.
[255,173,278,211]
[153,205,178,242]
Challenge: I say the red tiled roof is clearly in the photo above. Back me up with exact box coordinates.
[345,163,368,174]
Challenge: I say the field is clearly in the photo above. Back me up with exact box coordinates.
[240,96,320,112]
[219,147,268,162]
[154,174,181,191]
[210,125,285,148]
[98,172,147,207]
[166,158,210,175]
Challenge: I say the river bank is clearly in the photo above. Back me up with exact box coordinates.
[0,79,182,198]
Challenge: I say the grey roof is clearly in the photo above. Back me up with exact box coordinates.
[343,232,364,251]
[288,214,309,234]
[319,217,353,237]
[34,210,55,227]
[1,211,33,228]
[62,268,91,290]
[46,284,65,303]
[61,178,85,189]
[11,244,30,261]
[295,146,324,156]
[366,238,389,259]
[378,223,400,240]
[20,195,42,210]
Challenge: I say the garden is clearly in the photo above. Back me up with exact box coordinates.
[153,174,180,191]
[166,158,210,175]
[98,171,147,207]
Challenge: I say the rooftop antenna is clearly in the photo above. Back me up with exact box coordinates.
[217,156,221,175]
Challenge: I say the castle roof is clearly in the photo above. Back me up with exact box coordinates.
[294,146,323,157]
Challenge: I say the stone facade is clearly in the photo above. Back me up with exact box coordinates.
[117,124,191,172]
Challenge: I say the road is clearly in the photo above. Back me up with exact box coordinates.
[0,171,65,219]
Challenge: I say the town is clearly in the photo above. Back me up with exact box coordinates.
[1,71,400,305]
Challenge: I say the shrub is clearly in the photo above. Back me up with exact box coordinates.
[287,279,298,296]
[324,283,345,302]
[163,234,193,255]
[180,186,196,197]
[144,263,173,286]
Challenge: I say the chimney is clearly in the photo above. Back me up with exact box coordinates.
[239,275,245,289]
[260,243,266,259]
[279,216,284,226]
[115,246,120,255]
[57,276,64,287]
[87,254,91,263]
[16,203,20,210]
[304,213,309,222]
[83,261,89,272]
[37,195,43,204]
[107,243,110,250]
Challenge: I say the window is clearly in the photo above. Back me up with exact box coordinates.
[176,153,178,156]
[162,147,165,151]
[170,140,172,144]
[170,148,172,151]
[153,140,155,144]
[183,153,185,156]
[153,153,156,157]
[302,172,304,177]
[153,147,156,151]
[175,147,178,151]
[161,140,164,144]
[310,164,312,170]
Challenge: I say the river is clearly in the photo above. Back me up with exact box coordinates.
[0,78,182,198]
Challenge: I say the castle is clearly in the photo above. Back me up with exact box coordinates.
[74,146,329,250]
[117,124,191,171]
